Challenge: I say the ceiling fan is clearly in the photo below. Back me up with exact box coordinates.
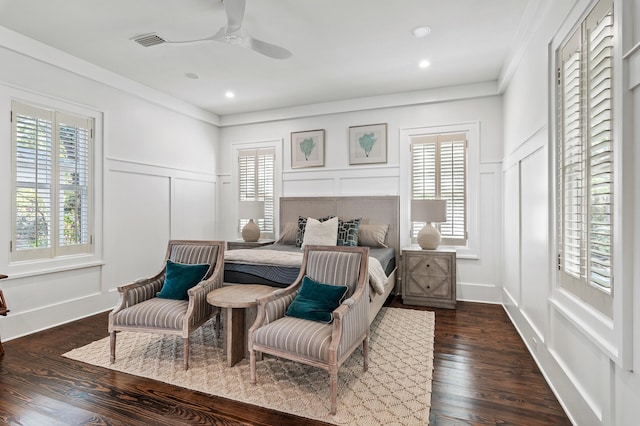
[134,0,292,60]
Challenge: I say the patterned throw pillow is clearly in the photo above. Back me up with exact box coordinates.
[337,218,362,246]
[296,215,335,247]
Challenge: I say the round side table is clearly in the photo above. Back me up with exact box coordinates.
[207,284,275,367]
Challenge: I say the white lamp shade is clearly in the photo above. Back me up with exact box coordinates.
[411,199,447,223]
[411,199,447,250]
[239,200,265,220]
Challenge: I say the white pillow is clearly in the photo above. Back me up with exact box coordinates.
[302,216,339,247]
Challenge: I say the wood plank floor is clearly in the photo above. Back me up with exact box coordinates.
[0,298,571,425]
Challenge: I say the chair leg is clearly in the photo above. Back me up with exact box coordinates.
[329,365,338,415]
[363,332,369,372]
[183,337,189,370]
[110,332,116,364]
[250,349,257,384]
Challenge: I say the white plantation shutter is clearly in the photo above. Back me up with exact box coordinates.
[57,113,92,253]
[11,101,93,261]
[411,132,467,246]
[587,3,613,290]
[557,0,613,303]
[238,147,275,235]
[13,103,53,258]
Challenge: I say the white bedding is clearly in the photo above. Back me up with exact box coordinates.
[225,249,388,294]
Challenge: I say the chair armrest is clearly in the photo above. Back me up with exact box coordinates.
[112,273,165,314]
[185,268,223,322]
[187,268,222,299]
[249,282,300,338]
[331,284,370,359]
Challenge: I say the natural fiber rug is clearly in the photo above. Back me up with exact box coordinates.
[64,307,434,425]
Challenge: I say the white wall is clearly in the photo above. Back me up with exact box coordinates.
[0,35,219,341]
[502,0,640,424]
[219,92,504,304]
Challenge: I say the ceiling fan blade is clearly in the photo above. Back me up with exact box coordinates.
[247,36,292,60]
[162,27,225,44]
[145,0,292,60]
[224,0,246,34]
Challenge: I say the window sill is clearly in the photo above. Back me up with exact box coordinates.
[5,257,105,280]
[440,245,479,260]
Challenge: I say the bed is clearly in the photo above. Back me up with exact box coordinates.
[224,196,400,324]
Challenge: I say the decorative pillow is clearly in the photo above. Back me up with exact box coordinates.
[296,215,335,247]
[358,224,389,247]
[337,218,362,246]
[285,276,348,323]
[277,222,298,245]
[156,260,210,300]
[302,216,339,247]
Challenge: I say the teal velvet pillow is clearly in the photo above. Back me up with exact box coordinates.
[157,260,210,300]
[285,276,348,323]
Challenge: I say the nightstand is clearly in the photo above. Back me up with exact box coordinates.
[226,240,275,250]
[402,247,456,309]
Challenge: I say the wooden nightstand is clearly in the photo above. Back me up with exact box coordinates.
[402,247,456,309]
[226,240,275,250]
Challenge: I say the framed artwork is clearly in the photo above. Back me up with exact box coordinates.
[349,123,387,165]
[291,129,325,168]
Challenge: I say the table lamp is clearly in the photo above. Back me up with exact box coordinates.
[411,199,447,249]
[239,200,265,242]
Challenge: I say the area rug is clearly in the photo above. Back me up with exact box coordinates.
[64,307,435,425]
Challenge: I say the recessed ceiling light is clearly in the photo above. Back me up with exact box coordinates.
[419,59,431,69]
[185,72,199,79]
[412,26,431,38]
[225,90,235,99]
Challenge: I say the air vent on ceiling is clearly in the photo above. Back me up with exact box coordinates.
[132,33,166,47]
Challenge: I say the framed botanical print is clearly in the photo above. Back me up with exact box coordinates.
[349,123,387,165]
[291,129,325,168]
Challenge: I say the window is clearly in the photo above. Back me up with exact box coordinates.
[238,147,275,236]
[556,0,613,314]
[410,132,467,246]
[11,101,93,262]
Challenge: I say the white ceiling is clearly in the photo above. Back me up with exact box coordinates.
[0,0,531,117]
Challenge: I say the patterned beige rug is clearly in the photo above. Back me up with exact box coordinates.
[64,307,434,425]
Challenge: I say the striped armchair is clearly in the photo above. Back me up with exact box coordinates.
[248,245,370,415]
[108,240,225,370]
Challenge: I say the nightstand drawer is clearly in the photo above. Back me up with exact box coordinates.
[405,253,452,277]
[405,274,452,299]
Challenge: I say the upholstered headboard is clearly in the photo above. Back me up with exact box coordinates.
[279,196,400,257]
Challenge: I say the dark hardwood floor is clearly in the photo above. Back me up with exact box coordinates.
[0,298,571,425]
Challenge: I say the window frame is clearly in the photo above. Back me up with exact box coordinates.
[549,0,631,369]
[11,101,94,262]
[232,140,282,241]
[410,132,468,246]
[555,0,614,316]
[400,122,479,258]
[2,91,103,278]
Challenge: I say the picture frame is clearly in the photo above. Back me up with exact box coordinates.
[291,129,325,168]
[349,123,387,165]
